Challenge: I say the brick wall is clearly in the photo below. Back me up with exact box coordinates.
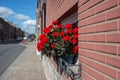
[78,0,120,80]
[43,0,120,80]
[46,0,78,26]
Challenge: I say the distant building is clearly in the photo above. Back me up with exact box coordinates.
[0,17,25,41]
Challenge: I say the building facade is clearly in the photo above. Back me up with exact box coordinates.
[0,17,24,41]
[37,0,120,80]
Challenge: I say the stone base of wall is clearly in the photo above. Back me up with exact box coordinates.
[41,55,66,80]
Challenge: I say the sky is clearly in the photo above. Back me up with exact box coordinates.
[0,0,37,34]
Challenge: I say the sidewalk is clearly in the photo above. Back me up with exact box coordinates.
[0,41,46,80]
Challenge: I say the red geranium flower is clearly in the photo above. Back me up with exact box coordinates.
[41,36,48,45]
[52,20,58,25]
[59,31,64,37]
[63,35,70,41]
[72,39,77,44]
[73,34,78,39]
[44,27,50,34]
[73,27,78,33]
[38,22,79,56]
[66,30,72,34]
[48,25,54,29]
[51,43,55,49]
[52,32,58,37]
[65,24,72,29]
[39,34,46,41]
[73,45,78,54]
[37,42,43,51]
[58,24,63,29]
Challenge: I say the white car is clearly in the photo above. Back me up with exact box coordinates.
[16,37,23,41]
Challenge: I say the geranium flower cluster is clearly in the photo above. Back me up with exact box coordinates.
[37,20,78,56]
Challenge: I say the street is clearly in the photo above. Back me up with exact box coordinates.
[0,41,26,76]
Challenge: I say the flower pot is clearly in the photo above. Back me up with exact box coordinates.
[60,54,74,64]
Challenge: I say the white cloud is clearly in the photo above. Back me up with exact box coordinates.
[0,6,30,21]
[14,14,30,20]
[0,6,14,18]
[22,20,36,26]
[23,26,36,34]
[0,6,36,34]
[22,19,36,34]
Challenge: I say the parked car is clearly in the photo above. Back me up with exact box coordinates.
[16,37,23,41]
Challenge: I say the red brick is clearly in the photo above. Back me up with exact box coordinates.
[86,26,95,33]
[78,0,89,7]
[95,21,117,32]
[78,19,87,27]
[87,34,105,42]
[79,8,94,20]
[79,26,95,34]
[119,21,120,30]
[94,44,117,55]
[118,0,120,4]
[82,65,89,72]
[79,42,94,50]
[79,56,94,67]
[78,28,81,34]
[94,62,117,78]
[118,72,120,80]
[87,0,103,9]
[107,33,120,43]
[78,48,88,57]
[79,55,82,62]
[105,78,111,80]
[79,35,87,41]
[88,51,105,63]
[95,0,117,14]
[87,14,105,25]
[79,27,88,34]
[82,65,106,80]
[106,56,120,68]
[82,72,94,80]
[54,0,78,19]
[78,0,103,14]
[118,46,120,55]
[78,4,88,14]
[107,7,120,20]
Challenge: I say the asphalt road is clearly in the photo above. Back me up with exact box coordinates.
[0,42,26,76]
